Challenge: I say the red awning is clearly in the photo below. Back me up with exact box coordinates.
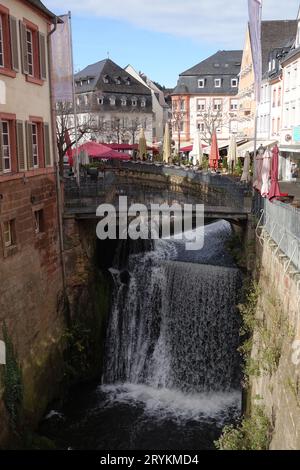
[72,142,131,160]
[180,144,207,152]
[109,143,159,154]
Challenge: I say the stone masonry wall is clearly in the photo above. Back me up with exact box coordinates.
[0,174,65,445]
[250,238,300,449]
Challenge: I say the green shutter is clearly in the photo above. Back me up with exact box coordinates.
[26,121,33,169]
[43,123,51,166]
[16,121,25,171]
[39,33,47,80]
[0,121,3,173]
[19,21,29,75]
[9,16,19,72]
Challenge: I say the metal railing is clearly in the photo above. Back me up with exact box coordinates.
[64,162,252,213]
[255,197,300,275]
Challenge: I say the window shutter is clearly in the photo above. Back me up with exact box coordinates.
[19,21,29,75]
[39,33,47,80]
[43,123,51,166]
[9,16,19,72]
[0,121,3,173]
[26,121,34,169]
[16,121,25,171]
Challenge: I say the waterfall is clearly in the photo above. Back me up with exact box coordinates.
[103,221,241,396]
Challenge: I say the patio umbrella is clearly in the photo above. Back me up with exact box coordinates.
[261,148,272,197]
[240,151,251,183]
[138,128,147,160]
[227,134,237,173]
[162,123,171,163]
[253,146,264,193]
[191,130,204,166]
[209,131,220,170]
[268,145,281,201]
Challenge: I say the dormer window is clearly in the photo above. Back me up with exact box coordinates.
[115,76,122,84]
[121,97,127,106]
[126,77,131,85]
[132,98,137,107]
[103,75,109,84]
[141,99,146,107]
[98,97,104,105]
[198,79,205,88]
[110,96,116,106]
[214,78,221,88]
[231,78,238,88]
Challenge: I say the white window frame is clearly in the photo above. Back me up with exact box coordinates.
[98,97,104,105]
[214,78,221,88]
[31,123,39,168]
[198,79,205,88]
[230,99,238,111]
[0,15,4,68]
[141,99,146,108]
[197,99,206,111]
[231,78,238,88]
[197,122,205,132]
[2,121,11,173]
[121,98,127,106]
[132,99,137,107]
[26,28,34,77]
[214,99,222,111]
[109,96,116,106]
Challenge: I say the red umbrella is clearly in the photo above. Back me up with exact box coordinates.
[268,145,281,201]
[209,132,220,170]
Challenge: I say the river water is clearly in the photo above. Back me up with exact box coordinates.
[40,220,242,450]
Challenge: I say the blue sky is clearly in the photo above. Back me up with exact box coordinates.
[45,0,300,88]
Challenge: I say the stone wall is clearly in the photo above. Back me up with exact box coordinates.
[0,174,65,445]
[250,238,300,449]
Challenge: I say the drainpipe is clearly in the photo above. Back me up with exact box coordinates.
[48,18,67,290]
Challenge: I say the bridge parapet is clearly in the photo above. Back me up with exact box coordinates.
[64,162,252,221]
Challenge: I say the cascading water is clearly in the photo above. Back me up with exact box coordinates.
[41,220,242,450]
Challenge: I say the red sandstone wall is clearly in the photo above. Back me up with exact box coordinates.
[0,174,65,441]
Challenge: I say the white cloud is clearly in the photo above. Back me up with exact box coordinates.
[46,0,300,47]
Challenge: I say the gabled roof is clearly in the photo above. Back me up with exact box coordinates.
[180,50,243,76]
[75,59,151,96]
[260,20,298,74]
[26,0,60,22]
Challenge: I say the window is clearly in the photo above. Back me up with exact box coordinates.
[230,99,238,111]
[197,99,205,111]
[272,59,276,70]
[34,209,44,234]
[126,77,131,85]
[26,29,33,76]
[109,96,116,106]
[0,7,18,78]
[197,122,205,132]
[198,79,205,88]
[121,97,127,106]
[214,78,221,88]
[214,99,222,111]
[2,121,11,172]
[231,78,238,88]
[98,97,104,105]
[180,100,185,111]
[115,76,121,84]
[84,95,88,106]
[180,122,184,132]
[0,15,3,68]
[132,99,137,107]
[141,99,146,107]
[31,123,39,168]
[3,220,13,247]
[277,118,280,134]
[103,75,109,84]
[230,120,238,133]
[278,87,282,106]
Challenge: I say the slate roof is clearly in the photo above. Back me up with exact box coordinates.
[75,59,151,96]
[261,20,297,74]
[26,0,59,22]
[180,50,243,76]
[172,50,242,96]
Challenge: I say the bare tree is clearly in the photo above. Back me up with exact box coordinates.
[198,105,225,144]
[56,102,99,175]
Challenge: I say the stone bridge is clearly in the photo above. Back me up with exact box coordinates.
[64,162,252,225]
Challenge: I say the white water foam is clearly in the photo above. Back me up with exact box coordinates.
[98,383,241,424]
